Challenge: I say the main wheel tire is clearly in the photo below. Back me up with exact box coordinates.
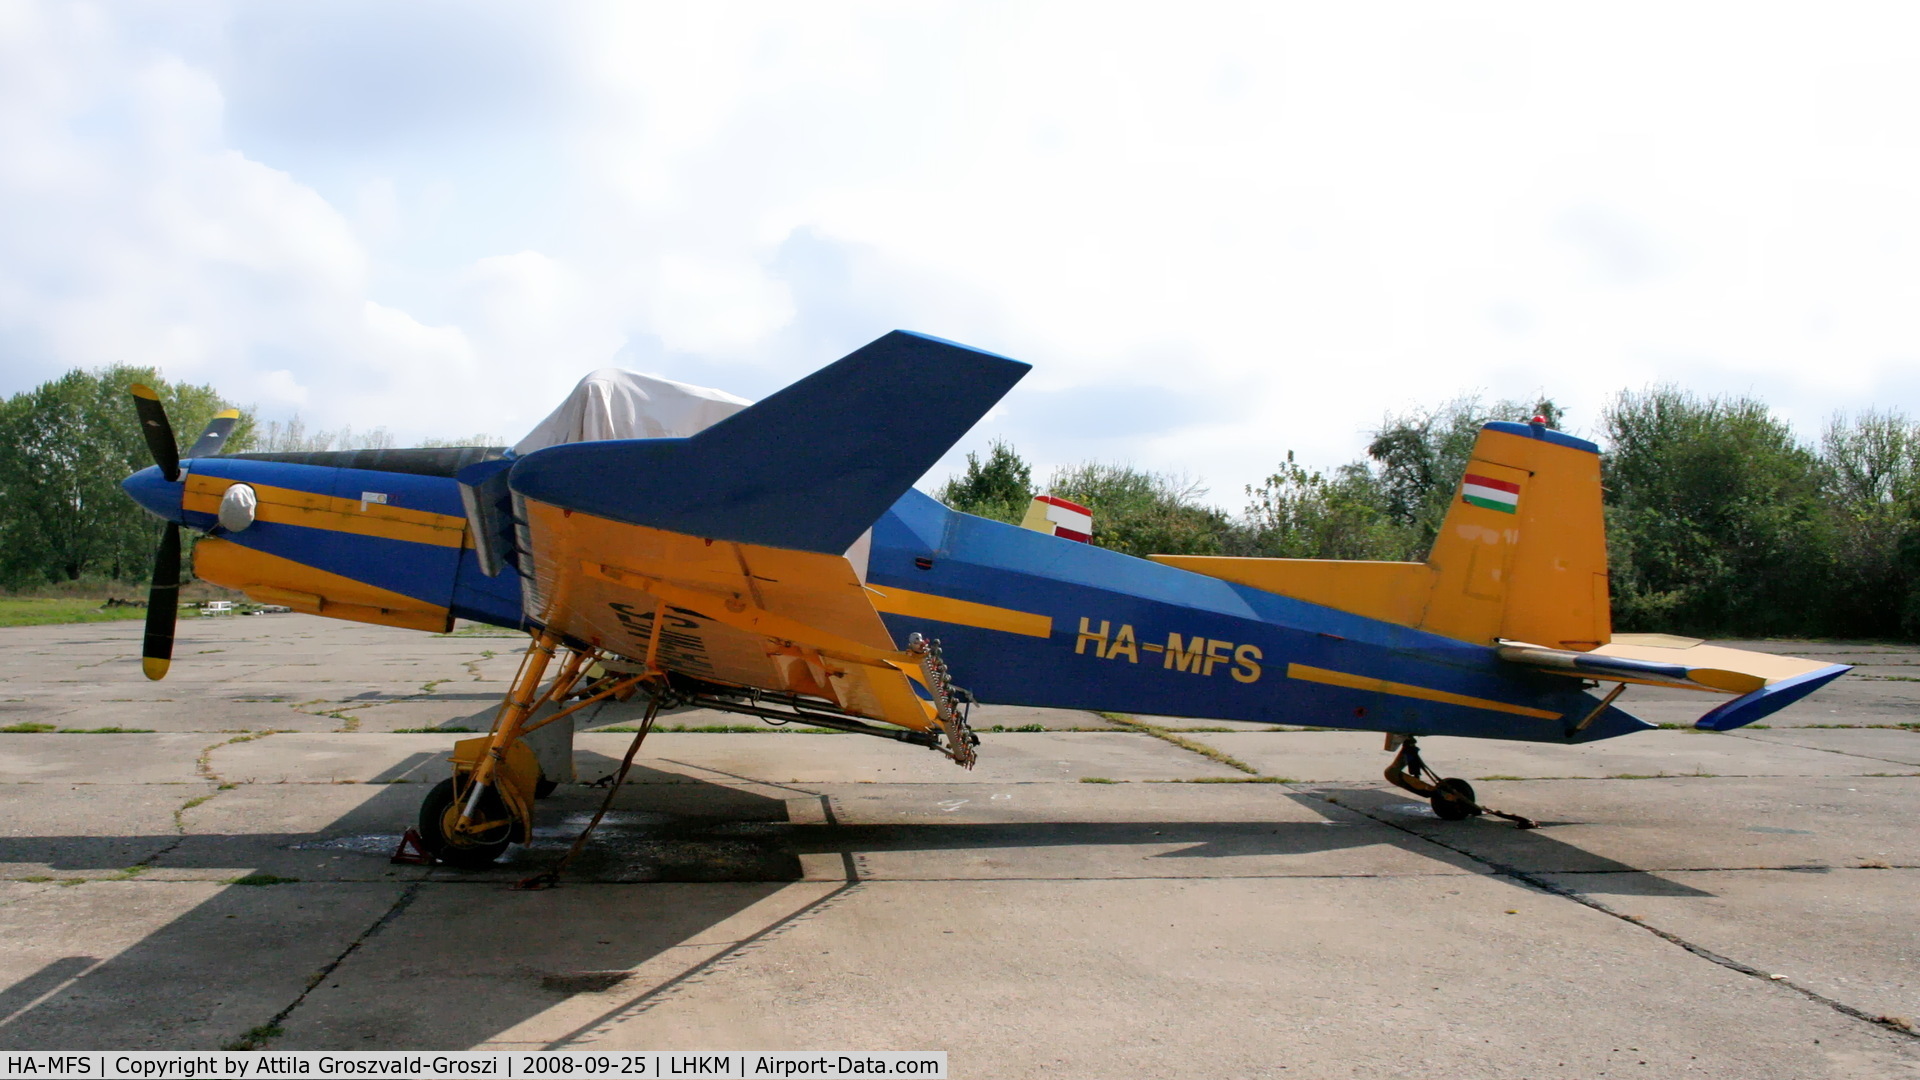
[1430,777,1480,821]
[418,777,512,868]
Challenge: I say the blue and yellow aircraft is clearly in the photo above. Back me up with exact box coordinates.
[121,332,1851,867]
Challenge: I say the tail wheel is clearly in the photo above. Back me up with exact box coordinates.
[418,777,512,868]
[1430,777,1481,821]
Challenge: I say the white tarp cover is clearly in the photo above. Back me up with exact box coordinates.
[513,368,753,455]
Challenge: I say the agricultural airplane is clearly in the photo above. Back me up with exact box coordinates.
[122,332,1850,868]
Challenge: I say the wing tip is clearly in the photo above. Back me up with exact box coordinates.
[887,329,1032,371]
[1694,663,1851,731]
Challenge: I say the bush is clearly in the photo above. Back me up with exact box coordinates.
[1045,463,1232,558]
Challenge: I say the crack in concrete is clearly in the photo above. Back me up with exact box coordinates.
[1299,789,1920,1045]
[142,732,288,866]
[1462,771,1920,780]
[1726,731,1920,769]
[245,881,424,1048]
[1102,715,1920,1044]
[291,698,383,733]
[543,878,863,1048]
[533,789,864,1047]
[4,862,1916,887]
[1099,712,1266,775]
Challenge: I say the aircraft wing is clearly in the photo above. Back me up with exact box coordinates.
[506,330,1030,735]
[1498,634,1850,731]
[516,504,940,729]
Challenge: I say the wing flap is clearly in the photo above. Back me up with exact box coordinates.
[519,498,938,731]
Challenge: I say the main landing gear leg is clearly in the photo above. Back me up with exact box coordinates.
[1383,735,1537,829]
[414,632,658,869]
[416,631,561,868]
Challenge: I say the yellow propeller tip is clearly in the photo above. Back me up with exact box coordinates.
[130,384,160,401]
[141,657,171,681]
[213,409,240,420]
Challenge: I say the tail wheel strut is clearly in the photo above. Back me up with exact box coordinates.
[1384,735,1537,829]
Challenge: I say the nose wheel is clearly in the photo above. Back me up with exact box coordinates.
[1384,735,1536,829]
[418,776,514,868]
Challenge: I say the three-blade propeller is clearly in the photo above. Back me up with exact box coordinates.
[127,385,240,681]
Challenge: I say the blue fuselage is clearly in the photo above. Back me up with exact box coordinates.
[127,454,1646,745]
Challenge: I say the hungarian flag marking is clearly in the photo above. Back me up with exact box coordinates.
[1461,473,1520,514]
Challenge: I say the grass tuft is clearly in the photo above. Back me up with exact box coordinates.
[0,598,150,627]
[1079,776,1118,784]
[1,723,56,733]
[1099,712,1263,775]
[57,727,154,734]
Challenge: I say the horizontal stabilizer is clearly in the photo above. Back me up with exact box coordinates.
[1499,635,1851,731]
[509,331,1030,554]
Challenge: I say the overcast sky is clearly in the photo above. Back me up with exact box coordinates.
[4,1,1918,506]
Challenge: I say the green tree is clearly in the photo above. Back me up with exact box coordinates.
[1601,388,1831,635]
[1819,410,1920,637]
[1366,395,1563,556]
[0,366,252,589]
[936,440,1034,524]
[1237,453,1417,560]
[1046,463,1231,558]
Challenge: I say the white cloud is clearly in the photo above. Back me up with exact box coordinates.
[2,1,1919,501]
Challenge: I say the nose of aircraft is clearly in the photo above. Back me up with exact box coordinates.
[122,465,185,524]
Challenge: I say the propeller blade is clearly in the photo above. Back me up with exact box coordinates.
[142,523,181,681]
[185,409,242,459]
[129,384,180,482]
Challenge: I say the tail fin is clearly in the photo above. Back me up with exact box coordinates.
[1421,421,1610,649]
[1154,422,1852,727]
[1152,420,1609,649]
[1020,494,1093,542]
[508,331,1030,555]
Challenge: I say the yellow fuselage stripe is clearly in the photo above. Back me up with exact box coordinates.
[194,536,450,633]
[182,474,468,548]
[1286,663,1562,720]
[865,584,1053,638]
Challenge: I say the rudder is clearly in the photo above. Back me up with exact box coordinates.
[1421,421,1610,649]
